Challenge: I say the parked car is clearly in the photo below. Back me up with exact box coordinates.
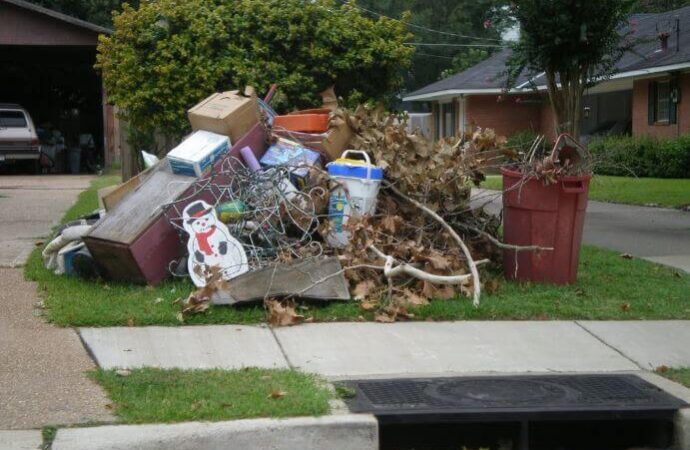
[0,104,40,165]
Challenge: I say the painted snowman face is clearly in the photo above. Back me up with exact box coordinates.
[190,214,214,233]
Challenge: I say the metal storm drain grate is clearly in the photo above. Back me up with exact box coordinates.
[339,374,688,424]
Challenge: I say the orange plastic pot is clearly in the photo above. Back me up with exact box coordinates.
[501,167,591,285]
[274,112,330,133]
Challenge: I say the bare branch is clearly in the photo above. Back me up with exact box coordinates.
[384,182,482,307]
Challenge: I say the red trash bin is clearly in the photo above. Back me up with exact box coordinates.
[501,167,591,284]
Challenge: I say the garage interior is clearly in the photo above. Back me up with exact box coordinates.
[0,0,115,174]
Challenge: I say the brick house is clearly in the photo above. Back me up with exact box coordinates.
[403,6,690,143]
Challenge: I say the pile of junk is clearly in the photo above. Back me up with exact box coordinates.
[42,84,513,322]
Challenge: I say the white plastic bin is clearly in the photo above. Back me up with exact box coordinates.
[327,150,383,247]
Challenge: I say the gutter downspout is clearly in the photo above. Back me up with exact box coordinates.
[460,95,466,136]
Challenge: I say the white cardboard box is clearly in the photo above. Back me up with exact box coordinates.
[167,130,230,177]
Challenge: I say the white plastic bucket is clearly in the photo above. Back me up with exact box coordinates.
[327,150,383,247]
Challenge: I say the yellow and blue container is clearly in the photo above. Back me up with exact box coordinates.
[327,150,383,247]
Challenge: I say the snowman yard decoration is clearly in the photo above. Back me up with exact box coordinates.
[182,200,249,287]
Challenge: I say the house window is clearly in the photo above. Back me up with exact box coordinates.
[648,79,677,125]
[438,102,456,138]
[656,80,670,123]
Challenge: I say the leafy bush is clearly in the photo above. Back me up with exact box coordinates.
[589,134,690,178]
[96,0,413,139]
[506,130,539,152]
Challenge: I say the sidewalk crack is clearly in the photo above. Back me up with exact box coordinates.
[574,321,645,370]
[268,327,294,369]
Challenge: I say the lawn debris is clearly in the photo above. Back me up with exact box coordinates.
[266,300,305,327]
[268,389,287,399]
[655,365,670,374]
[49,84,545,325]
[207,257,349,306]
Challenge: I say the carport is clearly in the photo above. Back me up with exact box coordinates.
[0,0,116,173]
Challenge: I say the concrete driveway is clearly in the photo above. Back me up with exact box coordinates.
[0,174,114,429]
[472,189,690,273]
[0,175,93,267]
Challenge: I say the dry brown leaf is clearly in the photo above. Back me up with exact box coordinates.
[380,215,403,234]
[393,289,429,307]
[353,280,376,301]
[268,390,287,399]
[360,301,378,311]
[374,312,396,323]
[266,300,304,327]
[425,252,451,270]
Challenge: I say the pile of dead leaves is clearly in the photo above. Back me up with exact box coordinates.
[336,105,507,214]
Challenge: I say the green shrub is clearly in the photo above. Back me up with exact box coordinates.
[589,134,690,178]
[506,130,540,153]
[96,0,414,139]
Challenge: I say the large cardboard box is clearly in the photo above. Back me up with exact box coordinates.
[188,91,258,143]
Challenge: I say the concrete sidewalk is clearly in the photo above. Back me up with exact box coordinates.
[79,321,690,378]
[471,188,690,273]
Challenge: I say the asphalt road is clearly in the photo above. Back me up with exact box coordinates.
[472,188,690,272]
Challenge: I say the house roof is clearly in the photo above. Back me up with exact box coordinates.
[405,5,690,101]
[0,0,112,35]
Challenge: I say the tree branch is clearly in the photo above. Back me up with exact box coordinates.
[384,183,482,306]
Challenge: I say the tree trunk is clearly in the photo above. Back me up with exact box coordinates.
[544,69,584,141]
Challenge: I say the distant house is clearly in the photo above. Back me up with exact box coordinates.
[403,6,690,142]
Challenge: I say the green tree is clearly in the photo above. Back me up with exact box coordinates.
[356,0,508,91]
[440,48,490,80]
[96,0,413,142]
[507,0,635,139]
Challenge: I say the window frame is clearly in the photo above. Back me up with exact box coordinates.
[648,78,678,126]
[655,80,671,124]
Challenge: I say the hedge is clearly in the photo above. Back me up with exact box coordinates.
[588,134,690,178]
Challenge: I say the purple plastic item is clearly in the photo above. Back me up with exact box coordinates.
[240,146,262,172]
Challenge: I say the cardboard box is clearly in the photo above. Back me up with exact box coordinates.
[167,130,230,177]
[273,117,352,162]
[188,91,259,143]
[321,116,353,161]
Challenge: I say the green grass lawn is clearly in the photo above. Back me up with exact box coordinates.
[659,368,690,388]
[63,173,121,222]
[481,175,690,208]
[26,173,690,327]
[92,368,332,424]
